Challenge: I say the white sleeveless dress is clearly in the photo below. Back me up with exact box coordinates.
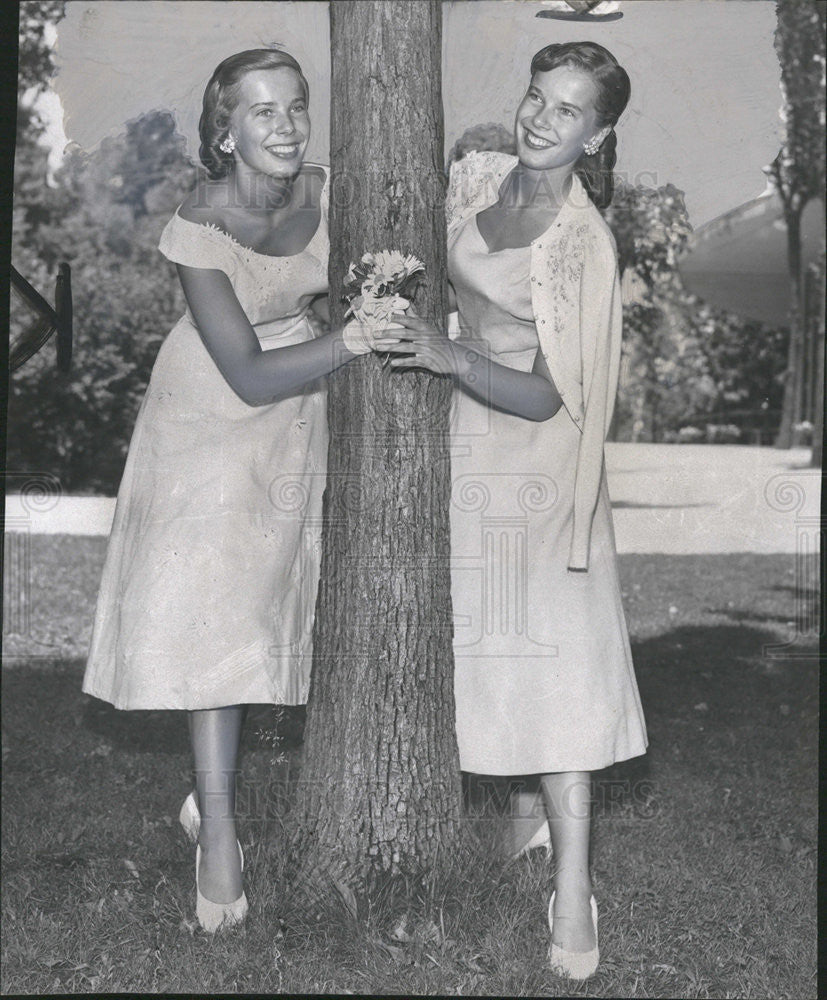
[449,212,648,774]
[83,170,329,710]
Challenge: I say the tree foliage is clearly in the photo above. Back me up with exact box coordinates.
[9,113,197,492]
[770,0,826,455]
[606,181,787,443]
[771,0,826,214]
[17,1,64,107]
[446,122,515,167]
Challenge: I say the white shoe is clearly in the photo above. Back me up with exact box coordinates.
[513,818,552,859]
[179,791,200,843]
[547,891,599,980]
[195,840,248,933]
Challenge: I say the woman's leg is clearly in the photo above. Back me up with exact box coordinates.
[508,776,549,856]
[189,705,245,903]
[540,770,595,952]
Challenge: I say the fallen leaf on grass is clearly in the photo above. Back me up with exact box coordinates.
[124,859,139,878]
[652,963,678,974]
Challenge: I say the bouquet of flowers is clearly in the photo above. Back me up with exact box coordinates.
[343,250,425,331]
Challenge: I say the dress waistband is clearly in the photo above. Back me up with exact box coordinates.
[255,310,314,347]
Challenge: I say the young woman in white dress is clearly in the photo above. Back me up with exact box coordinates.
[376,42,647,980]
[83,49,379,932]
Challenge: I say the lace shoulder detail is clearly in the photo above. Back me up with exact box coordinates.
[158,212,237,274]
[446,151,515,232]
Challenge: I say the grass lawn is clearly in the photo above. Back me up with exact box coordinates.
[1,538,819,997]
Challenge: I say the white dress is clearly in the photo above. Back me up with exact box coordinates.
[449,212,648,774]
[83,170,329,710]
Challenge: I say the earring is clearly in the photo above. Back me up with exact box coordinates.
[583,137,601,156]
[219,135,236,154]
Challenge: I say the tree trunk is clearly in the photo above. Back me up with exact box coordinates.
[774,205,804,448]
[290,0,462,892]
[809,261,824,468]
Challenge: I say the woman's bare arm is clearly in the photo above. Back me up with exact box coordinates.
[178,265,356,406]
[377,312,563,422]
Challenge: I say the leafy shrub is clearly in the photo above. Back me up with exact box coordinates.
[9,112,197,494]
[705,424,742,444]
[677,426,705,444]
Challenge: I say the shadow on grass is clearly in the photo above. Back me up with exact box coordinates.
[702,605,820,628]
[1,616,817,998]
[611,501,712,509]
[766,583,821,601]
[630,621,818,706]
[2,617,816,766]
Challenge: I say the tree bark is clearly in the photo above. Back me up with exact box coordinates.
[774,202,804,449]
[290,0,462,892]
[808,261,824,468]
[771,0,825,450]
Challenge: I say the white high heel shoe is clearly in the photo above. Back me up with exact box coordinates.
[547,891,599,980]
[179,791,200,843]
[513,818,552,859]
[196,840,248,933]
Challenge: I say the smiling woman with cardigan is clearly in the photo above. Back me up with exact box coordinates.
[375,41,647,979]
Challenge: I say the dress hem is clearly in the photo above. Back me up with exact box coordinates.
[80,684,308,712]
[457,742,649,777]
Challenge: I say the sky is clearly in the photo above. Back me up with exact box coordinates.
[43,0,783,226]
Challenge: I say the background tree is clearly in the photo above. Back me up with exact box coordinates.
[606,180,789,444]
[446,122,515,167]
[290,0,462,892]
[605,181,709,441]
[9,113,196,491]
[770,0,826,458]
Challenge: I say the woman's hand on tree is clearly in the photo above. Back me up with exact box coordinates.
[342,297,409,356]
[374,311,459,376]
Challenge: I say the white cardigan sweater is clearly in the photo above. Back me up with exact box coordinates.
[446,150,623,571]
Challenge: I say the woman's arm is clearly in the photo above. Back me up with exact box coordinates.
[178,266,358,406]
[568,261,623,569]
[452,334,562,420]
[376,313,563,422]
